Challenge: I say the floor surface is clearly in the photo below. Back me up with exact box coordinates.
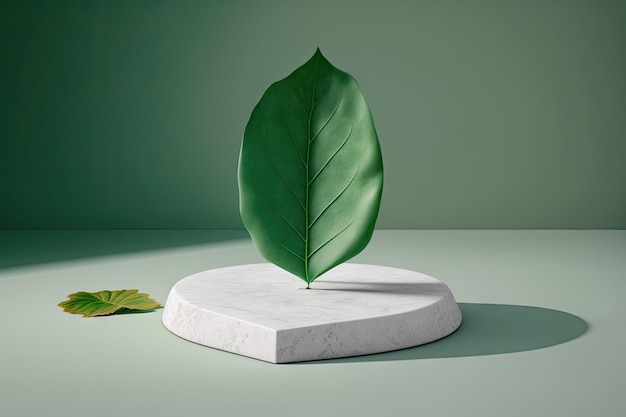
[1,230,624,417]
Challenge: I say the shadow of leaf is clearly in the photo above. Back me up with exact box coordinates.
[297,303,587,364]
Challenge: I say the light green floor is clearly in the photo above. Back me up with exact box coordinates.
[1,230,624,417]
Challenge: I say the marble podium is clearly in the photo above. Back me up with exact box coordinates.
[162,263,462,363]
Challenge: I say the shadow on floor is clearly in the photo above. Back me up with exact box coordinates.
[297,303,588,364]
[0,229,250,270]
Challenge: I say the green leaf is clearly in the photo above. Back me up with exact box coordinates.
[58,289,162,318]
[239,49,383,288]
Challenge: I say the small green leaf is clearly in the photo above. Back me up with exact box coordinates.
[58,289,162,318]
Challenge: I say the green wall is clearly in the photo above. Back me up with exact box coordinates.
[2,0,625,229]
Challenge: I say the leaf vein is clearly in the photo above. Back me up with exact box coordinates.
[292,84,310,122]
[310,90,344,144]
[279,105,307,168]
[309,125,353,185]
[267,233,305,262]
[309,162,361,230]
[267,199,306,242]
[308,216,358,259]
[262,151,306,211]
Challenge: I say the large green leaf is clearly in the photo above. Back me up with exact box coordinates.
[58,289,162,317]
[239,49,383,288]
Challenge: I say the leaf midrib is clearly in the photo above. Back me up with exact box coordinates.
[266,54,358,282]
[304,53,320,286]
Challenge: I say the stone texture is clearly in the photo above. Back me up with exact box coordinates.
[162,263,462,363]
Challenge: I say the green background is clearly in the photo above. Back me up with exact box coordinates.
[2,0,625,229]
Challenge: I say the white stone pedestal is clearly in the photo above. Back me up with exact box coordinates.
[162,263,461,363]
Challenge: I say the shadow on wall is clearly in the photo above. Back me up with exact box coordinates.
[0,229,250,270]
[299,303,588,364]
